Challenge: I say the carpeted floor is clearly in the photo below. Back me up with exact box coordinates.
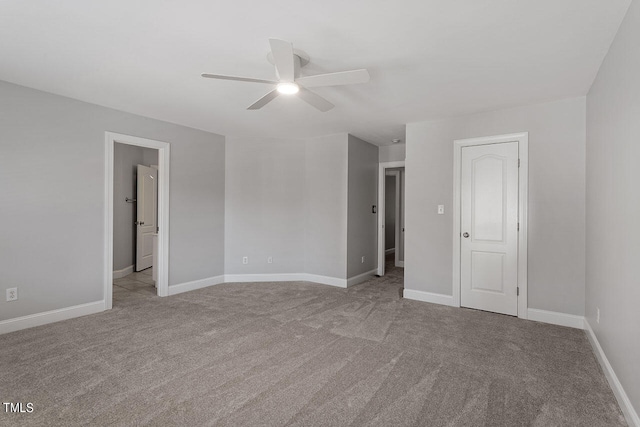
[0,258,626,426]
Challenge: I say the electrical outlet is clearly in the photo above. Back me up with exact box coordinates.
[242,256,248,265]
[361,256,365,263]
[6,287,18,302]
[596,307,600,324]
[438,205,445,215]
[267,256,273,264]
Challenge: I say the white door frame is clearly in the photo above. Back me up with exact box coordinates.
[452,133,528,318]
[396,168,405,268]
[104,132,171,309]
[377,160,405,276]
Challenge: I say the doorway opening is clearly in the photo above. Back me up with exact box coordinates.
[104,132,170,309]
[452,133,528,318]
[377,161,405,277]
[112,143,158,301]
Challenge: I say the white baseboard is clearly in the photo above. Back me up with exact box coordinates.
[403,289,456,307]
[527,308,584,329]
[395,261,405,268]
[302,274,347,288]
[346,269,377,287]
[584,320,639,427]
[113,264,134,279]
[168,275,225,296]
[385,248,395,255]
[0,301,105,335]
[224,273,306,283]
[224,273,347,288]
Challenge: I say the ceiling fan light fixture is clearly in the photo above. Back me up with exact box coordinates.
[277,82,299,95]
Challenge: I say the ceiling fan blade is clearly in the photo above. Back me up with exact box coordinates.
[201,73,277,85]
[247,89,280,110]
[297,88,334,112]
[269,38,295,82]
[296,69,370,88]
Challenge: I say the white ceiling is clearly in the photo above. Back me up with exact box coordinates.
[0,1,630,146]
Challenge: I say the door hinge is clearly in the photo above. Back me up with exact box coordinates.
[517,287,520,296]
[518,158,521,167]
[517,223,520,231]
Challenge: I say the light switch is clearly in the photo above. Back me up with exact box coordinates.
[437,205,444,215]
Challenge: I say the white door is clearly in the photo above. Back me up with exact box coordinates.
[136,165,157,271]
[460,142,519,316]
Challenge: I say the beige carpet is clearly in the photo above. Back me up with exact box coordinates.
[0,261,626,426]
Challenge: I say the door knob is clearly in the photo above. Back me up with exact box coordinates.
[463,232,469,238]
[136,221,144,226]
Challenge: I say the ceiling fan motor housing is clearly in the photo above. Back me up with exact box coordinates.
[267,49,310,80]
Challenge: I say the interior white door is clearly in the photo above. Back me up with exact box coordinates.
[136,165,157,271]
[460,142,519,316]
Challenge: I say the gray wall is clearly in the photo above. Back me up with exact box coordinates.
[113,143,157,271]
[0,80,225,321]
[305,134,348,279]
[225,134,351,279]
[586,0,640,413]
[379,144,406,162]
[347,135,378,278]
[385,175,396,251]
[142,148,158,167]
[224,133,376,281]
[405,97,586,315]
[224,136,306,275]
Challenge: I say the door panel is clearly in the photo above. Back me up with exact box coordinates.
[471,251,504,293]
[136,165,157,271]
[461,142,518,316]
[472,156,505,242]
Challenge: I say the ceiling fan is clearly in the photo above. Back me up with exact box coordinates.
[202,38,370,112]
